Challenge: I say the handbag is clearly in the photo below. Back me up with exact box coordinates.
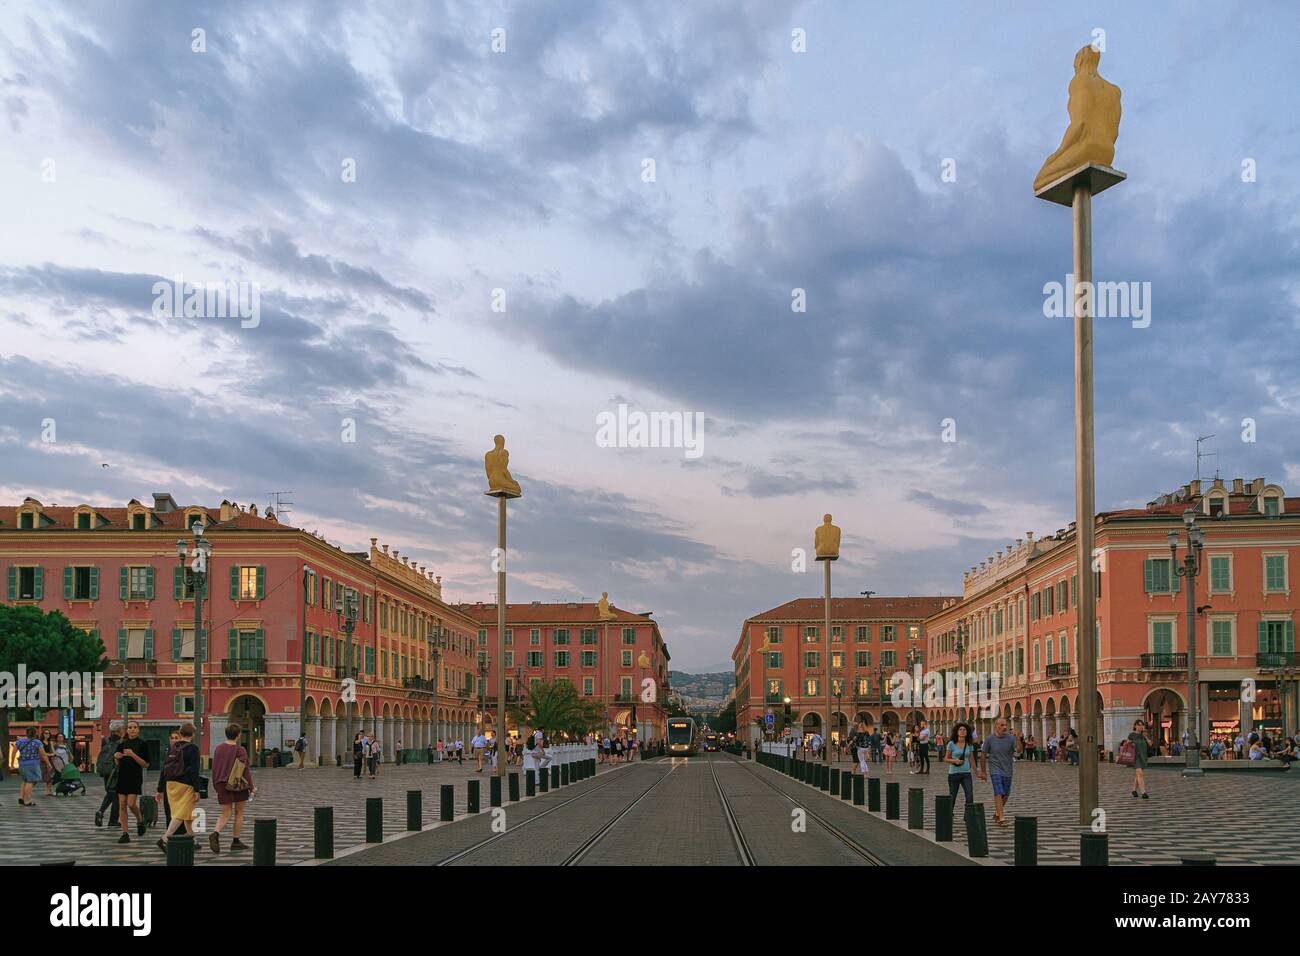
[1117,739,1136,767]
[226,756,249,792]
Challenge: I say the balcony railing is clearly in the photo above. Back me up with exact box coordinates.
[1045,662,1071,679]
[403,677,435,693]
[113,658,157,675]
[1257,652,1299,669]
[1139,653,1187,670]
[221,658,267,674]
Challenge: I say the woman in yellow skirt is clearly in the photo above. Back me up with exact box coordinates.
[157,722,202,853]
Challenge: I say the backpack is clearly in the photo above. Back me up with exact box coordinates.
[1117,739,1136,767]
[95,737,117,777]
[162,742,186,781]
[295,736,306,753]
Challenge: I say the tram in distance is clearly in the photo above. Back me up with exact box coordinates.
[702,732,721,752]
[666,717,699,755]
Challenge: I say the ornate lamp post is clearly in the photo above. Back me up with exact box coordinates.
[176,526,210,762]
[1169,510,1205,775]
[335,590,358,750]
[955,622,967,724]
[300,565,316,754]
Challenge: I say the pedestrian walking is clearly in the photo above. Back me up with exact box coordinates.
[980,718,1021,827]
[883,733,897,773]
[209,721,255,853]
[472,730,487,771]
[915,720,931,774]
[850,720,871,776]
[368,736,381,778]
[156,722,203,854]
[1065,728,1080,766]
[14,726,49,807]
[1024,733,1037,762]
[94,720,123,827]
[155,731,180,825]
[1122,718,1151,799]
[436,738,445,762]
[352,732,364,779]
[112,720,149,843]
[945,722,976,808]
[294,731,308,769]
[1046,733,1058,762]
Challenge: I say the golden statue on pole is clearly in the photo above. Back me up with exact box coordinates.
[484,434,522,498]
[1034,45,1121,193]
[814,514,840,561]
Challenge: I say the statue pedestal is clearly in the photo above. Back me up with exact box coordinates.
[1034,162,1125,206]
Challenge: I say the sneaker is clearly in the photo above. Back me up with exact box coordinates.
[95,810,103,827]
[1132,789,1138,797]
[137,821,146,837]
[230,838,246,851]
[209,832,220,854]
[1141,792,1149,799]
[118,833,130,844]
[157,838,167,853]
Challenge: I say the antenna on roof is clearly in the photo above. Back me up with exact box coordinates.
[268,491,294,524]
[1195,436,1218,482]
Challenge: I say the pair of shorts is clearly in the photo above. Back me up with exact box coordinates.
[991,773,1012,797]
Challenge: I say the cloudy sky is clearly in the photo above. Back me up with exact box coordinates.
[2,1,1297,671]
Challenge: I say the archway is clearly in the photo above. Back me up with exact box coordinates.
[1143,688,1185,750]
[319,697,334,765]
[226,694,267,757]
[829,711,848,744]
[801,712,822,743]
[881,710,899,734]
[854,710,875,730]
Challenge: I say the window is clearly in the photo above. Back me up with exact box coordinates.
[116,695,147,715]
[803,626,818,643]
[767,651,783,668]
[131,513,146,530]
[76,512,92,530]
[1209,556,1232,593]
[1056,580,1068,612]
[525,651,543,667]
[581,651,597,667]
[805,678,819,696]
[881,625,895,643]
[1143,558,1177,594]
[530,629,540,646]
[855,625,869,642]
[621,650,632,667]
[1151,620,1175,655]
[881,650,896,668]
[123,566,154,601]
[5,566,41,601]
[19,511,35,529]
[1263,496,1281,516]
[363,595,372,623]
[1044,587,1054,615]
[1264,554,1287,592]
[231,565,265,601]
[908,625,920,642]
[506,628,515,646]
[621,627,636,645]
[583,678,594,696]
[581,628,597,645]
[171,626,207,661]
[831,626,843,643]
[1070,575,1078,608]
[1033,641,1040,672]
[117,627,154,660]
[767,625,783,645]
[173,695,194,714]
[830,651,843,668]
[855,677,869,696]
[855,651,871,667]
[553,628,570,645]
[803,651,820,668]
[503,650,513,668]
[620,677,633,698]
[478,629,487,646]
[1258,619,1294,654]
[554,651,570,668]
[1030,592,1040,620]
[1210,619,1233,656]
[766,678,784,700]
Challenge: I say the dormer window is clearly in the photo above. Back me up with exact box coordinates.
[19,512,34,529]
[132,513,147,530]
[1206,493,1227,517]
[1263,495,1281,517]
[76,513,91,530]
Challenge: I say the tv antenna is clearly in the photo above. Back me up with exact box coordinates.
[1195,436,1219,482]
[267,491,295,523]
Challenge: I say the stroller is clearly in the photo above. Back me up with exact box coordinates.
[52,755,87,796]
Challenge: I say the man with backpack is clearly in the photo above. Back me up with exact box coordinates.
[294,731,308,769]
[93,720,123,828]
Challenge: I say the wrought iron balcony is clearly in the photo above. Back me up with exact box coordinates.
[112,658,157,675]
[1139,653,1187,670]
[1256,652,1300,669]
[1045,662,1071,679]
[403,676,435,693]
[221,658,267,674]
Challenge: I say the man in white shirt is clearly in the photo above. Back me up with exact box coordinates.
[472,731,487,771]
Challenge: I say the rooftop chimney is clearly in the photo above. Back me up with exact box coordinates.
[1232,478,1244,494]
[152,493,179,513]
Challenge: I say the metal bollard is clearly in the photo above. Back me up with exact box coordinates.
[840,771,852,800]
[538,767,549,793]
[550,766,560,790]
[253,819,276,866]
[819,764,830,791]
[868,776,881,812]
[907,787,924,829]
[1014,816,1038,865]
[509,772,521,802]
[965,803,988,857]
[490,775,502,807]
[561,763,569,786]
[366,797,383,843]
[526,769,536,796]
[935,795,953,841]
[467,779,480,814]
[830,768,840,793]
[1080,832,1108,866]
[165,833,194,866]
[440,784,454,822]
[407,790,422,831]
[885,781,900,820]
[853,774,865,806]
[314,807,334,859]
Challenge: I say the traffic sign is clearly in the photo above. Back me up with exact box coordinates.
[764,712,774,728]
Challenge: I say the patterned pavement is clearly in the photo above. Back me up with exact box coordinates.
[785,752,1300,865]
[0,756,633,866]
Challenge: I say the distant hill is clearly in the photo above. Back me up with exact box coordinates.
[669,670,734,712]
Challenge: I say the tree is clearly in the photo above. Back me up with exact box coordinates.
[715,699,736,734]
[508,678,604,739]
[0,605,106,779]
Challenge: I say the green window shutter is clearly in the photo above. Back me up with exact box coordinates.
[256,566,266,599]
[139,695,147,715]
[143,629,154,660]
[173,567,183,600]
[174,694,182,714]
[143,567,154,599]
[1143,559,1153,593]
[172,628,182,661]
[7,566,16,600]
[89,566,100,600]
[255,627,264,662]
[1257,620,1267,652]
[119,566,129,600]
[228,628,238,661]
[33,567,43,600]
[117,628,128,661]
[63,566,73,600]
[1287,621,1295,653]
[230,565,239,600]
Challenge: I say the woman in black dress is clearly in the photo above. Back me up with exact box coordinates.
[113,720,150,843]
[352,732,364,779]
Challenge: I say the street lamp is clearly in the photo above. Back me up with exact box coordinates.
[783,695,792,740]
[955,621,967,724]
[1170,510,1205,775]
[176,526,210,763]
[430,624,447,747]
[335,590,358,754]
[477,652,490,735]
[833,678,843,762]
[300,565,316,758]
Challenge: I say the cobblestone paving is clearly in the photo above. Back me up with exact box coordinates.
[779,754,1300,865]
[0,758,633,866]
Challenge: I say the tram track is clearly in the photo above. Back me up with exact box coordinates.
[708,755,756,866]
[560,759,681,865]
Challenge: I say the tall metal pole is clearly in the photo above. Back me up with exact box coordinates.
[1184,548,1201,773]
[823,557,832,766]
[496,495,506,780]
[1071,180,1101,826]
[193,566,204,764]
